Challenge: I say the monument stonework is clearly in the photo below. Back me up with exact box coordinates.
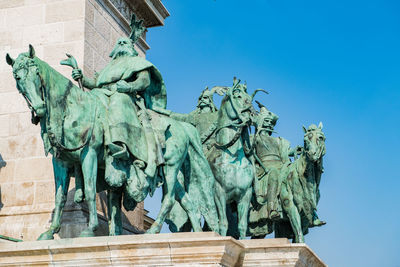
[0,0,168,241]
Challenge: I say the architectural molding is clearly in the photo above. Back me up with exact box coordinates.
[100,0,169,52]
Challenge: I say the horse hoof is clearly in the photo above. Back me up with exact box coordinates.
[192,226,203,233]
[146,227,159,234]
[269,210,280,220]
[293,237,305,243]
[79,229,96,237]
[74,190,84,203]
[146,222,161,234]
[37,231,54,240]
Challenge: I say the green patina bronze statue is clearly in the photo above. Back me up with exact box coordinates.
[249,102,326,242]
[206,78,265,239]
[170,86,225,154]
[6,13,327,243]
[6,14,219,239]
[157,86,223,232]
[250,102,293,223]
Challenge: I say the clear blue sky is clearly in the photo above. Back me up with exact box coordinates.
[144,1,400,266]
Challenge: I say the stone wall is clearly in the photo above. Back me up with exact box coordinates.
[0,0,168,241]
[84,0,146,78]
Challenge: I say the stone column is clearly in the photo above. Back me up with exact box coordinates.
[0,0,168,241]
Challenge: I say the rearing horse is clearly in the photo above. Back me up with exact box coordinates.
[207,79,256,239]
[6,45,219,239]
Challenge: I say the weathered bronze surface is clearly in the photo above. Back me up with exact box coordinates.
[6,15,326,243]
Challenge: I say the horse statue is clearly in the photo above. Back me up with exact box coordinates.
[6,45,219,239]
[250,122,326,242]
[206,78,265,239]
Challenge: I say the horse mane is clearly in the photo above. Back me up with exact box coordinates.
[34,57,79,90]
[33,56,92,150]
[216,95,229,126]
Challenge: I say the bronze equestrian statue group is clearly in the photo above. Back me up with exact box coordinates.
[6,14,326,243]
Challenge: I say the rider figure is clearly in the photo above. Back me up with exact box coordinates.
[71,36,166,185]
[253,102,295,220]
[169,87,219,154]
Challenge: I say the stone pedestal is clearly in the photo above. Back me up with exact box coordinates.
[0,233,326,266]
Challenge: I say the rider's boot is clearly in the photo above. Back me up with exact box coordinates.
[267,201,280,220]
[311,210,326,227]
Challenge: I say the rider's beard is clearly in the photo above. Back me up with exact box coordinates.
[109,45,137,60]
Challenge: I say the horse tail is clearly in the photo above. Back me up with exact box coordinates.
[181,122,220,233]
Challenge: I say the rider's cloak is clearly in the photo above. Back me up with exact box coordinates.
[93,55,167,164]
[96,55,167,109]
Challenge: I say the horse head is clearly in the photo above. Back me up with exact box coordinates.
[219,78,254,126]
[302,122,326,162]
[6,45,45,122]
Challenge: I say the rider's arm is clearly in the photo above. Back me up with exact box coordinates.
[115,70,150,93]
[128,70,150,92]
[82,76,96,89]
[170,112,191,123]
[72,69,96,89]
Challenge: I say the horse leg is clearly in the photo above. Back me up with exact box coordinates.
[175,178,202,232]
[107,189,122,236]
[214,182,228,236]
[147,164,181,234]
[37,158,71,240]
[79,147,99,237]
[280,184,304,243]
[184,127,219,233]
[237,187,252,239]
[74,164,84,203]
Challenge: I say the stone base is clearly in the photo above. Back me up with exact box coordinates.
[0,232,326,266]
[0,188,153,241]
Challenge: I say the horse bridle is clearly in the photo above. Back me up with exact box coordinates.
[28,63,98,153]
[16,63,45,124]
[214,122,246,150]
[214,87,253,153]
[305,133,325,161]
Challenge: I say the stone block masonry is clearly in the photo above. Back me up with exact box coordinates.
[0,233,327,266]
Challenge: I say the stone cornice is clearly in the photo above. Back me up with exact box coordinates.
[142,0,170,27]
[100,0,169,53]
[107,0,169,28]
